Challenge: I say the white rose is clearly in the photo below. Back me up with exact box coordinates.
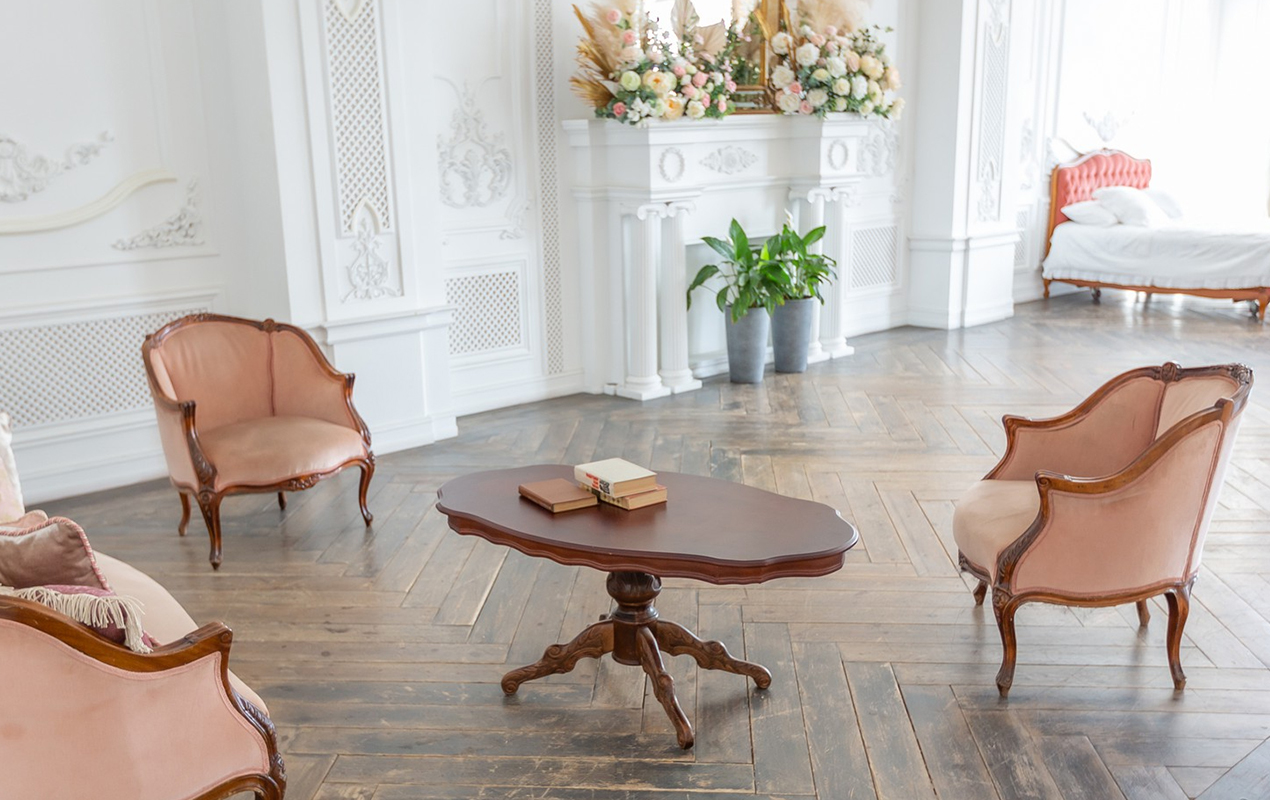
[859,100,874,116]
[826,56,847,77]
[833,96,848,111]
[889,97,905,119]
[832,77,850,95]
[648,48,665,64]
[777,90,802,113]
[812,68,830,82]
[770,32,792,55]
[867,58,885,80]
[859,54,878,77]
[619,70,641,91]
[771,65,795,89]
[619,45,643,64]
[884,66,902,90]
[807,88,829,108]
[851,74,868,99]
[686,99,706,119]
[795,42,820,67]
[867,79,880,96]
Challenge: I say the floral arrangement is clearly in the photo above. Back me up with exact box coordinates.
[768,15,903,119]
[571,1,739,126]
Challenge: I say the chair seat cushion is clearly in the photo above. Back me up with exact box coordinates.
[95,553,268,714]
[952,480,1041,579]
[200,415,367,491]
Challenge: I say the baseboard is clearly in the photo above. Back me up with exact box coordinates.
[371,413,459,454]
[13,410,168,504]
[452,370,586,416]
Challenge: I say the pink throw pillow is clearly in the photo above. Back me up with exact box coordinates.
[0,517,110,590]
[5,584,157,653]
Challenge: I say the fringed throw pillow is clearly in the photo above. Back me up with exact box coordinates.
[0,517,110,591]
[0,584,156,653]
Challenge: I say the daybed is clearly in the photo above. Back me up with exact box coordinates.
[1041,150,1270,320]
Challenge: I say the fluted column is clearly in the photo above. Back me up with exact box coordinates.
[800,188,831,364]
[818,187,854,358]
[618,203,672,401]
[658,202,703,393]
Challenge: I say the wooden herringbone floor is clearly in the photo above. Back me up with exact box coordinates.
[47,292,1270,799]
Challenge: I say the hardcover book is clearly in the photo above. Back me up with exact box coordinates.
[518,478,598,513]
[582,483,668,510]
[573,458,657,497]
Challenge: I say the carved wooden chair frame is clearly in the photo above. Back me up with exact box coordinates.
[0,595,286,799]
[143,313,375,569]
[959,363,1253,696]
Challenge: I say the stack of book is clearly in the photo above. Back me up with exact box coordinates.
[574,458,668,510]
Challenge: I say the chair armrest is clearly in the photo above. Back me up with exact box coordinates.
[996,405,1232,598]
[270,325,372,447]
[151,395,217,491]
[986,370,1165,481]
[0,597,285,799]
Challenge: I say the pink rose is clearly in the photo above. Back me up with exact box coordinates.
[605,8,621,24]
[682,84,698,99]
[672,64,686,77]
[788,81,802,94]
[612,101,626,117]
[692,71,707,87]
[825,25,838,36]
[810,34,825,47]
[827,41,839,54]
[622,29,636,45]
[799,100,813,114]
[716,97,727,111]
[845,51,860,71]
[725,80,737,92]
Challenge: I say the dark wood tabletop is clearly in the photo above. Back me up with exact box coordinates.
[436,464,858,584]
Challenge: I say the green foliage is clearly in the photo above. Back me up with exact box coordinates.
[687,217,837,323]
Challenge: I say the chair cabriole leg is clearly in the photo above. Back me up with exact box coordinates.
[357,459,375,526]
[973,580,988,606]
[1166,582,1192,691]
[277,491,286,511]
[178,492,191,536]
[1136,599,1150,627]
[993,589,1020,698]
[196,490,224,570]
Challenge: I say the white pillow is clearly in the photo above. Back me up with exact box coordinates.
[1093,186,1170,227]
[1143,188,1184,219]
[1061,200,1119,226]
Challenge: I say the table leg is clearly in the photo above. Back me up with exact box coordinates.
[637,625,694,749]
[501,619,614,695]
[653,619,772,689]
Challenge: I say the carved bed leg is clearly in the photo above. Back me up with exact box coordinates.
[993,590,1020,698]
[178,493,191,536]
[357,457,375,526]
[1136,599,1150,627]
[277,492,287,511]
[196,491,224,570]
[973,580,988,607]
[1042,279,1051,299]
[1165,582,1192,691]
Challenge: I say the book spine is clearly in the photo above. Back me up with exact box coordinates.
[574,467,613,495]
[580,484,628,509]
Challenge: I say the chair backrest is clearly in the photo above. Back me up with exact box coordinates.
[144,316,274,432]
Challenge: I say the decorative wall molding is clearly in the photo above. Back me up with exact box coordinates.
[437,79,513,209]
[827,139,850,171]
[112,180,203,250]
[0,131,113,203]
[658,147,685,183]
[533,0,565,374]
[700,145,756,175]
[323,0,393,234]
[1083,110,1129,144]
[975,0,1011,222]
[0,168,177,235]
[858,126,897,176]
[342,214,401,302]
[500,201,528,240]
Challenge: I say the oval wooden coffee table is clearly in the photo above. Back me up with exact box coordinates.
[436,464,858,749]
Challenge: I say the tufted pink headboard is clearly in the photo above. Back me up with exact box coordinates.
[1045,150,1152,253]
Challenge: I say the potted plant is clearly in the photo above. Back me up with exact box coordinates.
[767,218,837,373]
[687,219,791,383]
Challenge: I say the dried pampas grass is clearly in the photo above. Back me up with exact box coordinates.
[794,0,872,33]
[571,3,624,108]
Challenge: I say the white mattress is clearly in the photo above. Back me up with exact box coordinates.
[1043,222,1270,290]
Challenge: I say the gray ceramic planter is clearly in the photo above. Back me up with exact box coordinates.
[772,297,815,373]
[725,306,769,383]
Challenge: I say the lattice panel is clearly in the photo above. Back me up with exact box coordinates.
[0,307,206,428]
[446,271,523,356]
[534,0,564,373]
[1014,207,1031,267]
[849,225,899,291]
[324,0,393,234]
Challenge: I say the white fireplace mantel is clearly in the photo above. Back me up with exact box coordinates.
[566,114,894,399]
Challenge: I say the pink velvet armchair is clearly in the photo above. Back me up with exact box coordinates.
[143,314,374,569]
[0,548,285,800]
[953,363,1252,696]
